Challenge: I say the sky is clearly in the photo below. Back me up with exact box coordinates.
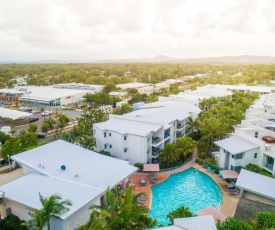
[0,0,274,62]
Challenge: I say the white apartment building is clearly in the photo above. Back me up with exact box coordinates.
[93,101,201,164]
[214,93,275,176]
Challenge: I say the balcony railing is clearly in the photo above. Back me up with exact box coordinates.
[152,137,163,144]
[176,133,184,138]
[262,162,274,171]
[164,133,170,139]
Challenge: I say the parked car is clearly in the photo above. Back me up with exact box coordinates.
[37,133,46,139]
[41,111,53,116]
[31,109,40,114]
[26,117,39,123]
[4,101,11,105]
[20,108,32,113]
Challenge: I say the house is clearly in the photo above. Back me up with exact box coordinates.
[0,140,138,230]
[236,169,275,206]
[214,136,260,171]
[93,100,200,164]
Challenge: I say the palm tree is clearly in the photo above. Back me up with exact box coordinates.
[79,186,156,230]
[29,193,72,230]
[167,205,193,225]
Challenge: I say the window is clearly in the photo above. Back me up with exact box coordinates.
[254,153,257,158]
[104,132,106,138]
[104,144,107,149]
[124,148,127,153]
[232,153,243,159]
[94,141,96,145]
[109,145,112,148]
[109,133,111,137]
[124,136,127,140]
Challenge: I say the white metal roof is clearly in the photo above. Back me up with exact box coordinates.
[94,117,162,136]
[0,88,24,94]
[173,216,217,230]
[214,136,259,155]
[123,100,200,124]
[17,86,89,101]
[109,91,128,96]
[0,108,32,120]
[0,173,103,220]
[236,169,275,200]
[11,140,138,190]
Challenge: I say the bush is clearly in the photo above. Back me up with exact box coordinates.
[195,158,203,165]
[3,215,27,230]
[246,164,274,178]
[208,158,216,165]
[198,152,206,159]
[134,163,144,170]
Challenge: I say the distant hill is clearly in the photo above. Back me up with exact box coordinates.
[96,55,275,64]
[2,55,275,64]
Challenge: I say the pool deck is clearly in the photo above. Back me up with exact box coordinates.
[130,161,239,217]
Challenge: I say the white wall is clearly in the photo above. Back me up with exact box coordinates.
[62,196,101,230]
[0,196,102,230]
[0,199,31,221]
[94,127,149,164]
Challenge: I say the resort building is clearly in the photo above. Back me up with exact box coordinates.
[214,93,275,176]
[109,91,131,101]
[158,86,233,107]
[93,100,200,164]
[0,140,138,230]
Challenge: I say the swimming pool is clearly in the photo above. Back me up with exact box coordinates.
[149,167,222,226]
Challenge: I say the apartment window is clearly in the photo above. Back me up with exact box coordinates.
[254,153,257,159]
[94,129,96,134]
[104,144,107,149]
[124,136,127,140]
[94,141,96,145]
[109,145,112,148]
[109,133,111,137]
[104,132,106,138]
[124,148,127,153]
[232,153,243,159]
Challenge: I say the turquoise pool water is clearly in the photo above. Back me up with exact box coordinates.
[149,167,222,226]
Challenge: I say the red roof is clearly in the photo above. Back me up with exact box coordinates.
[220,170,239,179]
[143,164,160,172]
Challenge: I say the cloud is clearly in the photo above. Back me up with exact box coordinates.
[0,0,274,61]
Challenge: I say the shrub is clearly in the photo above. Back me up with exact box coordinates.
[208,158,216,165]
[198,152,206,159]
[246,164,274,178]
[195,158,203,165]
[3,215,27,230]
[134,163,144,170]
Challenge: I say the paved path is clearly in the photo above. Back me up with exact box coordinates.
[0,167,23,186]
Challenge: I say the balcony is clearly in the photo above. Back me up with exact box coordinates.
[164,132,170,139]
[152,147,160,158]
[152,136,163,144]
[262,162,274,172]
[176,132,185,138]
[176,124,185,131]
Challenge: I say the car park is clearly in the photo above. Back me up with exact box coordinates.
[41,111,53,116]
[26,117,39,123]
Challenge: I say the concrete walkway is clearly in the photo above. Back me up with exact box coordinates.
[0,167,24,186]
